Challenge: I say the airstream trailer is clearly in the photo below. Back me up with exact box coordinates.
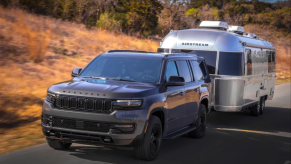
[158,21,276,116]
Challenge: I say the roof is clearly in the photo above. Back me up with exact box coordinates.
[160,28,275,52]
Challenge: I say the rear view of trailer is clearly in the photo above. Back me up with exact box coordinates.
[158,21,276,116]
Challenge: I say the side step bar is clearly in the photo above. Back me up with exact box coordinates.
[163,126,196,140]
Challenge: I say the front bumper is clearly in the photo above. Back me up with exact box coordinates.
[42,100,147,147]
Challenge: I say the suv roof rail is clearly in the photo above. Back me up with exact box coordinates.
[165,53,201,58]
[106,50,154,53]
[165,53,198,57]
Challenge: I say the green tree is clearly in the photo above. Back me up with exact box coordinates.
[125,0,163,36]
[271,7,291,36]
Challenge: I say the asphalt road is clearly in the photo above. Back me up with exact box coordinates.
[1,83,290,164]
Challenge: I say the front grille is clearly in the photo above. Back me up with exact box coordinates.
[50,116,114,133]
[54,95,113,113]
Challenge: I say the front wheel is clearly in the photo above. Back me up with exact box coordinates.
[47,138,72,150]
[188,104,207,139]
[135,115,162,161]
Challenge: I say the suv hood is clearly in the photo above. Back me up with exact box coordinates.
[48,78,158,99]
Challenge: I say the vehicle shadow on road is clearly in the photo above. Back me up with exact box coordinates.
[208,106,291,133]
[65,106,291,164]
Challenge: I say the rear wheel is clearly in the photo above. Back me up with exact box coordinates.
[259,97,265,115]
[47,138,72,150]
[135,115,162,161]
[188,104,207,139]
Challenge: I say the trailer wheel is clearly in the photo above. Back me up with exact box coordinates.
[259,97,265,115]
[250,103,260,116]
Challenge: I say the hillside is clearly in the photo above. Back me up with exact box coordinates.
[0,7,290,154]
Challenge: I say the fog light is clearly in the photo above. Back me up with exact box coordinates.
[112,124,135,133]
[41,114,50,126]
[111,128,122,133]
[102,136,113,143]
[114,125,134,128]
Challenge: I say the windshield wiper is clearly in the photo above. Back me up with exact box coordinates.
[108,78,136,82]
[80,76,107,79]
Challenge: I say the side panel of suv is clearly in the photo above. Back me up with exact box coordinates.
[164,60,186,133]
[41,52,210,161]
[177,60,200,126]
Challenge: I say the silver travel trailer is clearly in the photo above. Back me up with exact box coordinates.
[158,21,276,116]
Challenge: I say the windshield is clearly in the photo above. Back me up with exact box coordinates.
[80,55,162,83]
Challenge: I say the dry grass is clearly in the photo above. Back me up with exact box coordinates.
[0,7,158,154]
[0,7,290,154]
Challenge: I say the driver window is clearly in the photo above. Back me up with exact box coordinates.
[166,61,178,81]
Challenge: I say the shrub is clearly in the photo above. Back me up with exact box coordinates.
[15,17,50,63]
[97,12,124,32]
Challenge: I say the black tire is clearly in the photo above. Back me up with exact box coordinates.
[259,97,265,115]
[46,138,72,150]
[135,115,162,161]
[250,102,260,116]
[188,104,207,139]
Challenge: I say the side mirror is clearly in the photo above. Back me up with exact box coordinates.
[165,76,185,87]
[72,68,82,77]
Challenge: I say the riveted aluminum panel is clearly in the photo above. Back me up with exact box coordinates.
[214,78,245,106]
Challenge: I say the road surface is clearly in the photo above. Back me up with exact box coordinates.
[1,83,290,164]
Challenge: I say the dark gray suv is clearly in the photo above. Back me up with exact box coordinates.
[41,50,211,161]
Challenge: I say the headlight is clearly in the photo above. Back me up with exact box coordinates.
[46,92,56,102]
[113,100,142,108]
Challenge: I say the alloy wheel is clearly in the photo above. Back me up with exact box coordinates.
[150,124,162,155]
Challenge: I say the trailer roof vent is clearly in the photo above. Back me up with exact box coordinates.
[245,33,258,39]
[228,25,245,35]
[199,21,228,31]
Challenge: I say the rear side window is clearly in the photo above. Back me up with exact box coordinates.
[177,61,192,82]
[166,61,179,81]
[192,60,205,81]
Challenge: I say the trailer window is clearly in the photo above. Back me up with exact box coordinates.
[268,51,272,73]
[246,49,252,75]
[171,50,217,74]
[269,51,276,73]
[193,51,217,75]
[218,52,244,76]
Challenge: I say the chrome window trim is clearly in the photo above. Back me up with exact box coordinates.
[215,51,219,75]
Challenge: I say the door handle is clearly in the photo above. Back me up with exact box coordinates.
[179,91,185,96]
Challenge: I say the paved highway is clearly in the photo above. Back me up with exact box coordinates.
[0,83,290,164]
